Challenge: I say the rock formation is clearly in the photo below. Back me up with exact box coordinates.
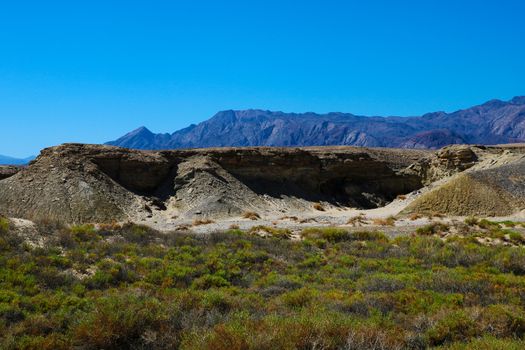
[0,144,427,224]
[2,143,525,224]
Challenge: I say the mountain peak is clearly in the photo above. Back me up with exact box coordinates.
[510,96,525,105]
[128,126,153,136]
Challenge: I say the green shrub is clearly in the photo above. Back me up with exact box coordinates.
[351,230,388,241]
[72,292,165,349]
[464,216,478,226]
[0,217,9,234]
[494,248,525,274]
[301,227,349,242]
[192,274,231,289]
[478,219,500,230]
[509,231,525,244]
[416,222,449,236]
[69,224,99,242]
[248,226,291,239]
[425,310,479,346]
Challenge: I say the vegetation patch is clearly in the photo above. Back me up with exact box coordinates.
[1,221,525,349]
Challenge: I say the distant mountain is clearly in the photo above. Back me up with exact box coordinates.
[107,96,525,150]
[0,155,35,166]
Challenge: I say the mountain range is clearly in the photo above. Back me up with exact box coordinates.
[108,96,524,150]
[0,155,35,166]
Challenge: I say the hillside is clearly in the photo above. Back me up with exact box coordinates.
[107,96,525,150]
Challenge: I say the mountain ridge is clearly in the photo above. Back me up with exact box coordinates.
[0,154,35,166]
[107,96,525,150]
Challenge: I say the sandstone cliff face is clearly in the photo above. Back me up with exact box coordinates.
[0,144,428,224]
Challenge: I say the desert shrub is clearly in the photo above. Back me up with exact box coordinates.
[72,292,166,349]
[359,274,406,292]
[351,230,388,241]
[242,211,260,220]
[347,215,367,226]
[119,223,156,244]
[498,220,517,228]
[193,218,215,226]
[301,227,349,242]
[248,225,291,239]
[409,213,422,220]
[201,289,234,313]
[69,224,99,242]
[477,219,500,230]
[192,274,231,289]
[494,248,525,274]
[372,216,396,226]
[509,231,525,244]
[437,336,525,350]
[478,304,525,338]
[0,217,9,234]
[313,202,325,211]
[425,310,479,346]
[280,288,316,308]
[464,216,478,226]
[416,222,449,236]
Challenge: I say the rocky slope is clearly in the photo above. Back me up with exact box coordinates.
[0,144,428,224]
[108,96,525,150]
[404,145,525,216]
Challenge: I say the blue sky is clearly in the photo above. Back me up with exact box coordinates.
[1,0,524,157]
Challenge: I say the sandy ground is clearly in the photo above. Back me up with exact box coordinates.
[137,185,525,236]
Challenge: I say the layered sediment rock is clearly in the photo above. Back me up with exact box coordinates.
[0,144,428,224]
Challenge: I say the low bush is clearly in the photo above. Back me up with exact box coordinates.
[416,222,449,236]
[192,218,215,226]
[313,202,325,211]
[372,216,396,226]
[301,227,349,242]
[0,217,9,234]
[242,211,260,220]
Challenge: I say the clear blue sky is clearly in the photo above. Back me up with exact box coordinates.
[1,0,524,157]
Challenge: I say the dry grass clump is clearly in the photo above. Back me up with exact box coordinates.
[372,216,396,226]
[192,218,215,226]
[228,224,240,230]
[427,212,445,219]
[175,224,191,231]
[248,225,291,239]
[313,202,325,211]
[97,222,122,232]
[396,194,407,200]
[464,216,479,226]
[409,213,422,221]
[415,222,450,236]
[242,211,261,220]
[279,216,299,222]
[347,214,367,226]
